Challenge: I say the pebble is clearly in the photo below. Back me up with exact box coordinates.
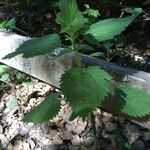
[105,122,116,132]
[131,140,145,150]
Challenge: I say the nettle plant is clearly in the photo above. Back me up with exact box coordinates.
[4,0,150,123]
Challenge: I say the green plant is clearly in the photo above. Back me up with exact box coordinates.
[0,65,11,85]
[3,0,150,129]
[83,4,100,18]
[0,64,32,88]
[0,18,15,30]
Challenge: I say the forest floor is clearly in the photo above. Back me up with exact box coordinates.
[0,73,150,150]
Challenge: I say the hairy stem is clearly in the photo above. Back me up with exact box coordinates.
[74,51,82,67]
[70,35,82,67]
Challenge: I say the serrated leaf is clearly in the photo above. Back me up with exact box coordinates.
[70,108,92,121]
[0,21,7,29]
[56,0,88,36]
[60,66,112,115]
[132,8,142,17]
[85,17,132,42]
[3,34,61,59]
[85,9,142,42]
[84,34,99,45]
[23,93,61,123]
[55,48,72,57]
[83,4,100,18]
[6,97,18,110]
[114,86,150,118]
[123,8,142,15]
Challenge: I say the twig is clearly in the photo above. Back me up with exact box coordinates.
[14,27,29,36]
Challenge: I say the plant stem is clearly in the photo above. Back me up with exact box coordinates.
[90,112,101,150]
[90,112,96,135]
[70,35,82,67]
[74,51,82,67]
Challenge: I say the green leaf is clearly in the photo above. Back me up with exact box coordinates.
[114,86,150,118]
[54,48,72,57]
[6,18,15,30]
[3,34,61,59]
[122,8,142,15]
[78,44,94,51]
[103,41,114,49]
[16,73,26,82]
[132,8,143,17]
[123,7,135,14]
[83,4,100,18]
[84,34,99,45]
[0,74,10,81]
[85,9,142,42]
[22,80,33,87]
[23,93,61,123]
[56,0,88,36]
[90,52,104,57]
[0,21,7,29]
[6,97,18,110]
[0,65,10,74]
[70,108,92,120]
[111,130,130,150]
[60,66,112,115]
